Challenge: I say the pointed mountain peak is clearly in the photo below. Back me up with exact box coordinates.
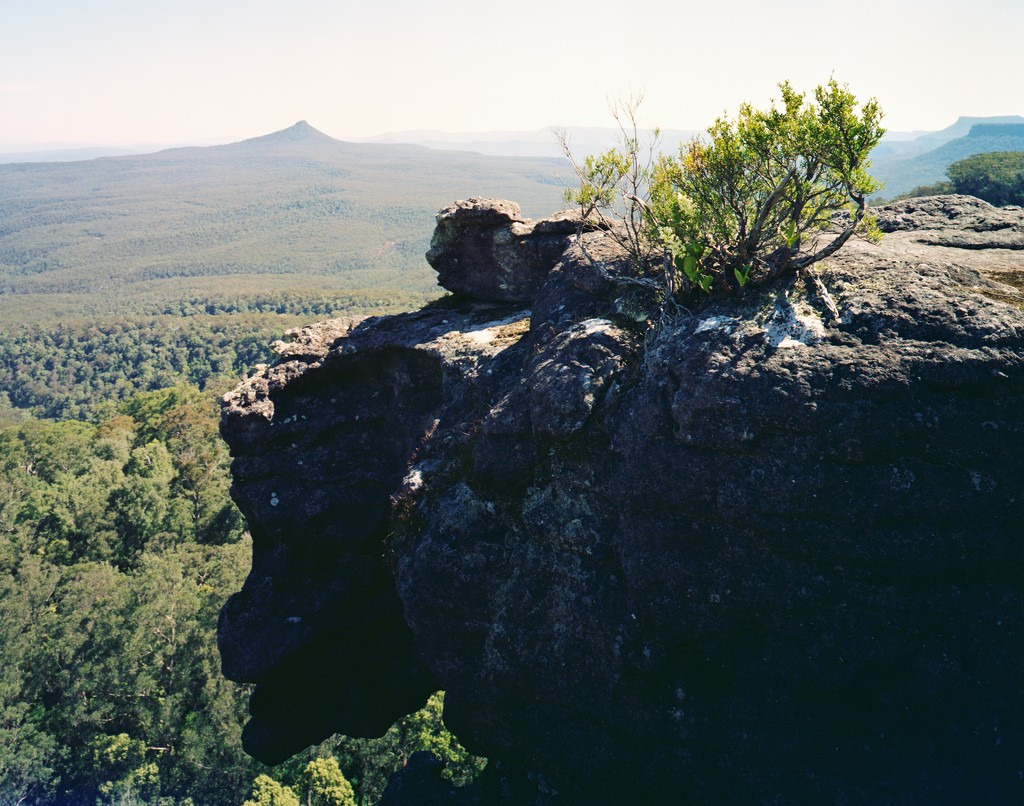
[282,120,321,138]
[236,121,340,148]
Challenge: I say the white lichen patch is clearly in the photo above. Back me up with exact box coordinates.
[401,467,425,493]
[889,466,915,491]
[425,313,530,357]
[695,316,738,334]
[578,318,616,335]
[763,301,827,348]
[465,328,498,345]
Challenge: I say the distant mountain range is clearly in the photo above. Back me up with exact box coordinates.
[356,116,1024,199]
[7,115,1024,204]
[3,114,1024,328]
[869,116,1024,198]
[358,126,700,159]
[0,126,697,163]
[0,145,161,163]
[0,121,572,325]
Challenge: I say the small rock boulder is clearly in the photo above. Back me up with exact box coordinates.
[426,198,578,303]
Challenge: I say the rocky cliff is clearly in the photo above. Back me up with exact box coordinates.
[219,195,1024,804]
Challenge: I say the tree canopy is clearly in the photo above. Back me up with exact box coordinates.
[0,385,485,805]
[945,151,1024,206]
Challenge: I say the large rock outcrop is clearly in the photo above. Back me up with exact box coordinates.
[220,196,1024,804]
[425,197,581,303]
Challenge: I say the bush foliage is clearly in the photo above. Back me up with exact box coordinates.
[561,79,885,301]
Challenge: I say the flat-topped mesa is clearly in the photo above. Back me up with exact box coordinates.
[425,197,583,303]
[220,195,1024,804]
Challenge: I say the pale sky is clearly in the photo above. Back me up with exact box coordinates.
[2,0,1023,147]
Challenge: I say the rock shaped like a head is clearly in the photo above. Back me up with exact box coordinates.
[220,197,1024,803]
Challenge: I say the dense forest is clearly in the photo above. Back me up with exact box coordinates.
[0,126,552,803]
[0,292,431,423]
[0,384,485,805]
[0,282,481,806]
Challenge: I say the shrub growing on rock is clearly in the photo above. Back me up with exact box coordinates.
[561,79,885,301]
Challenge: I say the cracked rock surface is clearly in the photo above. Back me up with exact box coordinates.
[220,196,1024,804]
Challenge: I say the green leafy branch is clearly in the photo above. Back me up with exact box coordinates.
[559,78,886,308]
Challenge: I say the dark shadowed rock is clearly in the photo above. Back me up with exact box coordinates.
[376,752,460,805]
[220,196,1024,803]
[425,197,580,302]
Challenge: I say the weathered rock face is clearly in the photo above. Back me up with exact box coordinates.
[425,197,581,303]
[876,194,1024,249]
[220,196,1024,803]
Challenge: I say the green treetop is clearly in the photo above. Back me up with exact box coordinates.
[946,151,1024,207]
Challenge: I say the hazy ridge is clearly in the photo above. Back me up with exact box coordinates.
[0,121,571,325]
[869,116,1024,198]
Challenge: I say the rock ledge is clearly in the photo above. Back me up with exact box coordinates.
[221,195,1024,804]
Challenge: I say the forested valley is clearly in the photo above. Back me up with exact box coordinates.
[0,298,426,424]
[0,126,570,804]
[0,383,486,806]
[0,287,450,806]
